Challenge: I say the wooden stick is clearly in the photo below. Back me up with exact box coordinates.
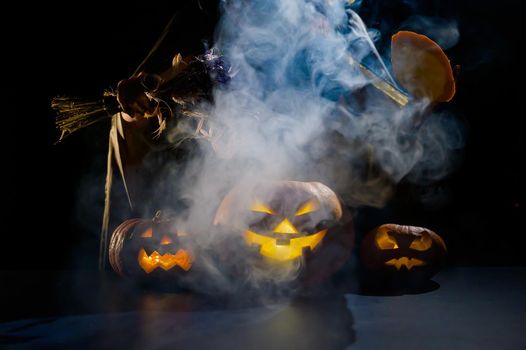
[348,56,409,107]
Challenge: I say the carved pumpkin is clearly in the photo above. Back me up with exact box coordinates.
[214,181,354,283]
[109,213,193,278]
[360,224,447,286]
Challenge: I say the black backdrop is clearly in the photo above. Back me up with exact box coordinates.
[4,0,523,270]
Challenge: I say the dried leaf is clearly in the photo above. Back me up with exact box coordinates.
[99,131,114,271]
[116,112,125,139]
[110,115,133,210]
[391,31,456,103]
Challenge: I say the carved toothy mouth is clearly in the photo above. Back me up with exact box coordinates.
[244,229,328,261]
[384,257,426,270]
[138,248,192,273]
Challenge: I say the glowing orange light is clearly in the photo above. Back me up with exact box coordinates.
[273,218,299,234]
[409,234,432,251]
[138,249,192,273]
[375,228,399,249]
[244,229,327,261]
[385,257,425,270]
[295,199,318,216]
[141,228,153,238]
[250,201,274,214]
[160,234,173,245]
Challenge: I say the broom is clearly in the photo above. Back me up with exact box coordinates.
[52,91,121,142]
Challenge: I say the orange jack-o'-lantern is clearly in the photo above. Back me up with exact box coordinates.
[109,213,193,278]
[360,224,447,286]
[214,181,354,283]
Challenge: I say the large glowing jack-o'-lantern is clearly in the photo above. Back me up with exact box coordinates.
[360,224,447,286]
[214,181,354,283]
[109,213,192,277]
[244,198,329,261]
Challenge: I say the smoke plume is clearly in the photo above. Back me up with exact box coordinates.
[133,0,464,293]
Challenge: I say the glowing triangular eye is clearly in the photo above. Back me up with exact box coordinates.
[251,201,274,214]
[409,233,432,251]
[141,228,153,238]
[295,199,318,216]
[376,229,399,250]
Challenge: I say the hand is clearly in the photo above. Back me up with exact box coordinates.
[116,72,160,122]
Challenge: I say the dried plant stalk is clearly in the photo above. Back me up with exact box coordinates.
[52,93,120,142]
[348,56,409,107]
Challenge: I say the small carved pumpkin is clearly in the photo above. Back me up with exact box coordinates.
[109,213,193,278]
[360,224,447,286]
[214,181,354,283]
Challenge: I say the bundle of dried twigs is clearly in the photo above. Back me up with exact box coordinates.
[52,92,121,142]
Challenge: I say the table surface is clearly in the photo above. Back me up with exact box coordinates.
[1,267,525,350]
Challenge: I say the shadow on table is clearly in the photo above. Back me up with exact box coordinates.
[330,265,441,297]
[0,271,355,350]
[350,279,440,296]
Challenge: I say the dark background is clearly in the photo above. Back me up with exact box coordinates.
[4,0,523,271]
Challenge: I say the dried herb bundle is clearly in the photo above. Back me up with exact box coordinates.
[52,93,121,142]
[51,49,230,143]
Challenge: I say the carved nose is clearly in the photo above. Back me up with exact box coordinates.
[160,234,173,245]
[273,218,298,234]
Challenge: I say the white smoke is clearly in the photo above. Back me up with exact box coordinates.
[162,0,464,292]
[398,15,460,50]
